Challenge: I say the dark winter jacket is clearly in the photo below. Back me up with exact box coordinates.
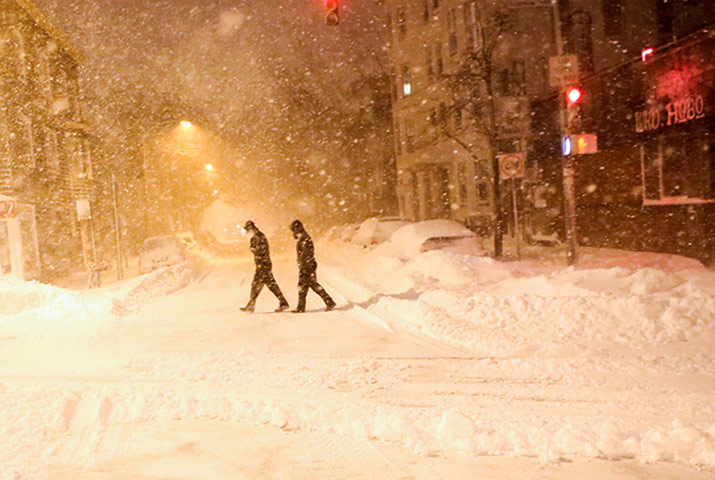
[250,230,272,270]
[295,232,318,274]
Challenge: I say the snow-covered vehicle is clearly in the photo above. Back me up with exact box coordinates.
[139,235,186,274]
[389,219,484,258]
[322,223,360,243]
[174,230,196,250]
[351,217,411,246]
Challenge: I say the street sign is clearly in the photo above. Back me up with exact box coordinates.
[562,134,598,155]
[498,152,526,179]
[575,134,598,154]
[549,54,579,87]
[76,198,91,220]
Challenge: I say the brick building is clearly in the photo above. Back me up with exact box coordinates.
[383,0,557,232]
[383,0,714,263]
[0,0,95,280]
[540,0,715,263]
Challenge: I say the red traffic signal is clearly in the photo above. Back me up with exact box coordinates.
[566,87,582,105]
[325,0,339,25]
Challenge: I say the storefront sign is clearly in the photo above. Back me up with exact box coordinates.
[0,199,17,220]
[635,94,706,132]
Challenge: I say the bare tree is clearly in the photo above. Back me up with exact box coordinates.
[444,2,510,257]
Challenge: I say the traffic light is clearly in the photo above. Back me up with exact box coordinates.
[565,86,582,131]
[324,0,339,25]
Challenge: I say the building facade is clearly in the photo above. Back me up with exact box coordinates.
[0,0,95,280]
[547,0,715,263]
[384,0,714,264]
[383,0,558,233]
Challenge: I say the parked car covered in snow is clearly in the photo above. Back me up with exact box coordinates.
[388,220,484,258]
[352,217,411,246]
[174,230,196,250]
[139,235,186,274]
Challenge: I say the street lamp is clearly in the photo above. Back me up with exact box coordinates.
[180,120,193,128]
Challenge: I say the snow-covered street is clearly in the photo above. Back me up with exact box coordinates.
[1,238,713,479]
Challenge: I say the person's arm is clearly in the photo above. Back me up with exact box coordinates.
[299,237,315,266]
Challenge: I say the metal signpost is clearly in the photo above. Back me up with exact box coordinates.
[549,1,580,266]
[498,153,526,259]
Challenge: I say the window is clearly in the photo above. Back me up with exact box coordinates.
[447,9,458,54]
[438,102,448,135]
[433,0,439,9]
[428,108,438,143]
[641,133,714,204]
[7,27,28,83]
[397,7,407,36]
[453,106,463,131]
[464,1,478,49]
[75,136,92,178]
[458,164,468,205]
[43,129,60,176]
[423,0,430,23]
[38,50,53,99]
[499,60,527,96]
[426,46,434,81]
[475,180,489,204]
[21,115,35,168]
[405,120,415,153]
[435,44,444,75]
[603,0,623,38]
[401,64,412,96]
[0,125,10,170]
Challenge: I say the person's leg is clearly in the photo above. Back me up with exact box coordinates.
[293,272,310,312]
[241,272,264,311]
[265,272,289,310]
[309,273,335,309]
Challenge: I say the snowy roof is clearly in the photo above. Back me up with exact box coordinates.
[13,0,82,62]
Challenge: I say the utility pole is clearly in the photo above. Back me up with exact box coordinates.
[551,0,579,266]
[111,172,124,280]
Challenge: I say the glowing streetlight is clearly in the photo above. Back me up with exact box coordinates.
[180,120,193,128]
[205,163,214,172]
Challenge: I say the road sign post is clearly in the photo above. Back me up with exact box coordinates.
[498,153,526,260]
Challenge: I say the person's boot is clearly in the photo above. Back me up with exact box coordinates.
[275,302,289,312]
[325,298,336,311]
[240,302,255,313]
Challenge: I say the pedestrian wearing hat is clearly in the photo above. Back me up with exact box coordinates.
[289,219,336,313]
[240,221,290,313]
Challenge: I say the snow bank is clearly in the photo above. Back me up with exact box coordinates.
[0,260,207,342]
[5,381,711,474]
[321,243,715,355]
[0,276,112,340]
[112,260,208,316]
[305,241,715,467]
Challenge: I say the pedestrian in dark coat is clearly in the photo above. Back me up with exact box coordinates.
[289,219,335,313]
[240,221,290,313]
